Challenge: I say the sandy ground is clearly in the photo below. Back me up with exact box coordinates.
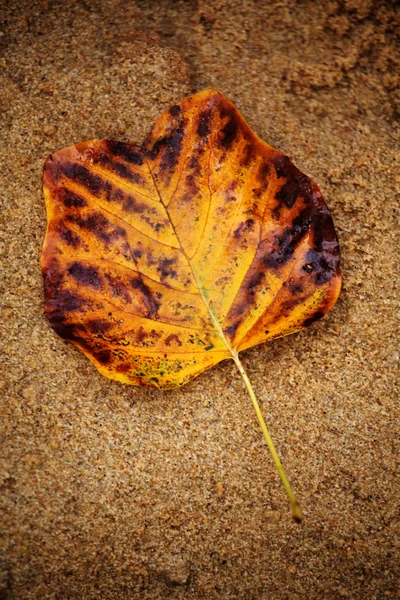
[0,1,399,598]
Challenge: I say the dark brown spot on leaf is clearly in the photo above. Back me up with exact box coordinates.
[68,262,101,289]
[197,109,212,138]
[276,178,300,209]
[145,124,185,172]
[185,172,200,198]
[165,334,182,347]
[60,162,104,197]
[224,322,239,338]
[234,218,255,239]
[272,154,292,179]
[289,283,303,295]
[45,159,62,182]
[297,173,315,201]
[302,311,325,327]
[123,195,148,214]
[131,277,160,318]
[59,224,81,248]
[116,363,131,374]
[67,213,126,246]
[258,163,270,184]
[42,258,63,294]
[248,271,265,296]
[263,230,296,270]
[273,156,315,208]
[104,273,132,304]
[271,205,281,220]
[157,257,178,280]
[169,105,181,117]
[219,112,239,149]
[93,152,143,184]
[58,188,87,208]
[86,319,113,334]
[94,349,112,364]
[50,320,79,340]
[264,205,317,270]
[304,209,340,285]
[240,143,253,168]
[131,244,143,259]
[45,289,87,315]
[135,326,161,344]
[105,140,143,165]
[188,155,201,176]
[105,188,123,204]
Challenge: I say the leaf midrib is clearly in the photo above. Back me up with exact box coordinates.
[144,157,237,359]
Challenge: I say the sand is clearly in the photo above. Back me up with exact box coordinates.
[0,0,399,598]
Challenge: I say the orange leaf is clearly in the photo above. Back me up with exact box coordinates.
[41,90,341,519]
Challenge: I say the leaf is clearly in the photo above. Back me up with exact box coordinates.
[41,90,341,519]
[42,89,341,388]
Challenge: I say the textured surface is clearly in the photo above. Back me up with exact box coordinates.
[42,90,340,387]
[0,0,399,599]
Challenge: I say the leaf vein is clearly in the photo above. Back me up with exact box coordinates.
[64,181,179,251]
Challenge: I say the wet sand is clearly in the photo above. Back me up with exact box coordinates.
[1,1,399,598]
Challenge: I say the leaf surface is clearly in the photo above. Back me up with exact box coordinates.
[42,90,341,389]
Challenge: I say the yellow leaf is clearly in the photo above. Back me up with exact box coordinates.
[41,90,342,520]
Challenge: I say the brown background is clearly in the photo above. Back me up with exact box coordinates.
[0,1,399,598]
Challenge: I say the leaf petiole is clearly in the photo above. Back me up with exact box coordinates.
[232,352,303,523]
[187,258,302,521]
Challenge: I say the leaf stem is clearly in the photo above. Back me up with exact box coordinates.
[232,352,303,523]
[184,253,302,522]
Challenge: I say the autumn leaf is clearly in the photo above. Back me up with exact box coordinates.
[41,90,341,520]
